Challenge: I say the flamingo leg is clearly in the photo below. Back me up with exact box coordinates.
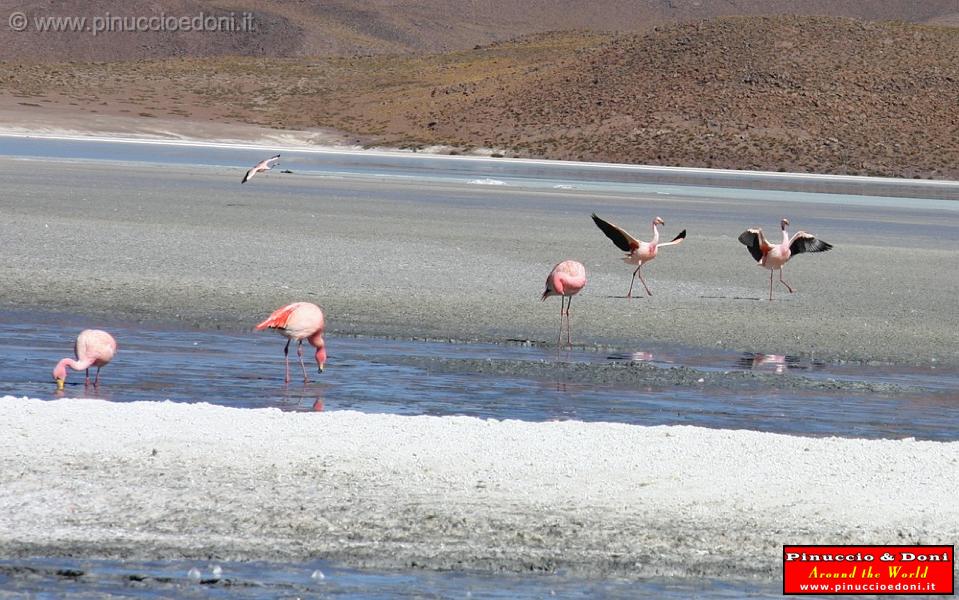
[84,368,91,387]
[565,295,573,346]
[297,339,310,384]
[779,269,795,293]
[627,266,640,298]
[557,296,566,346]
[769,269,774,301]
[283,339,291,383]
[94,367,101,387]
[637,265,652,296]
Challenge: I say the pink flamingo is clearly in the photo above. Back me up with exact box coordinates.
[52,329,117,390]
[255,302,327,383]
[541,260,587,346]
[738,218,833,301]
[592,214,686,297]
[241,154,280,184]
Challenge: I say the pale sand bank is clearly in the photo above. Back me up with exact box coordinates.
[1,397,956,579]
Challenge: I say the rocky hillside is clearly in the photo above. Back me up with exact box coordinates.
[417,17,959,178]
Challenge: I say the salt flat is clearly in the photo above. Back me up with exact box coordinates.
[1,397,956,579]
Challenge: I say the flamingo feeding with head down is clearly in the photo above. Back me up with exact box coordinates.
[53,329,117,390]
[738,218,833,301]
[241,154,280,184]
[591,214,686,297]
[255,302,327,383]
[542,260,587,346]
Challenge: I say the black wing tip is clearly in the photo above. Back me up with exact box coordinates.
[673,229,687,241]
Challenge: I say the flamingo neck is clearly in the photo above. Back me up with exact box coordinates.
[781,228,790,246]
[308,331,325,348]
[54,357,93,379]
[651,223,660,245]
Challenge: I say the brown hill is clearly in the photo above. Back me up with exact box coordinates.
[2,0,958,61]
[2,16,958,178]
[416,16,959,178]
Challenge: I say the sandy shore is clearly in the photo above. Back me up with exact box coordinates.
[0,156,956,367]
[1,397,956,579]
[0,106,353,149]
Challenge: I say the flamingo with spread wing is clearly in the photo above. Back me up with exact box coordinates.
[591,214,686,297]
[241,154,281,184]
[738,218,833,300]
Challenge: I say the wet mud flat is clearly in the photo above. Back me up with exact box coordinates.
[1,157,958,369]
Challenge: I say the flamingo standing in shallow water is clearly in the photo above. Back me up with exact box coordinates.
[738,218,833,301]
[256,302,327,383]
[591,214,686,297]
[53,329,117,390]
[542,260,587,346]
[241,154,280,184]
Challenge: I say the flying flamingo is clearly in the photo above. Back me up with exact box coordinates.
[541,260,587,346]
[52,329,117,390]
[255,302,327,383]
[591,214,686,297]
[738,218,833,301]
[241,154,280,184]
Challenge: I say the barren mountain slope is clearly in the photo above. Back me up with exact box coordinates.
[418,16,959,177]
[2,0,957,61]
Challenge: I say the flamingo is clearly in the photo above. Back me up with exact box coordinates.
[255,302,327,383]
[738,218,833,301]
[541,260,587,346]
[591,214,686,297]
[241,154,280,184]
[52,329,117,390]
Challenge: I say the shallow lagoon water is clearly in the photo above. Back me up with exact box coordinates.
[1,312,956,442]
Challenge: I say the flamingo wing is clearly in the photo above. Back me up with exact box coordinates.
[241,167,257,183]
[790,232,833,255]
[738,228,768,262]
[659,229,687,247]
[255,303,303,330]
[591,214,639,252]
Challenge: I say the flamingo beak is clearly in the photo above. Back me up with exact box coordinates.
[318,364,325,374]
[56,378,64,391]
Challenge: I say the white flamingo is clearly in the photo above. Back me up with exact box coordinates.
[241,154,281,184]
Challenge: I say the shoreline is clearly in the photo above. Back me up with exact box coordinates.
[0,125,959,191]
